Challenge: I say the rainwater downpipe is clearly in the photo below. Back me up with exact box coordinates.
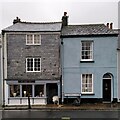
[2,31,5,107]
[61,38,64,104]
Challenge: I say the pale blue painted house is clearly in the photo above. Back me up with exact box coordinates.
[61,14,118,103]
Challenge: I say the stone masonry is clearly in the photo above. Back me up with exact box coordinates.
[6,32,61,80]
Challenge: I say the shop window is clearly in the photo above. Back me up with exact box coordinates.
[22,85,32,97]
[10,85,20,97]
[35,85,44,97]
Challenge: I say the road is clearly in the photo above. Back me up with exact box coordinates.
[0,110,120,120]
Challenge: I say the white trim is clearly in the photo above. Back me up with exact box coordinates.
[81,74,94,94]
[26,57,41,72]
[80,59,93,62]
[80,41,94,61]
[103,74,112,79]
[102,73,112,102]
[4,33,7,79]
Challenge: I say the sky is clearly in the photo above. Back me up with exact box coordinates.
[0,0,119,31]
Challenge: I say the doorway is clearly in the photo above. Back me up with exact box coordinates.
[103,74,112,102]
[46,83,58,104]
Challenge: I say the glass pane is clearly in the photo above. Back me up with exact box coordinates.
[103,74,111,79]
[27,58,33,71]
[82,74,93,93]
[10,85,20,97]
[27,35,33,44]
[22,85,32,97]
[81,41,93,60]
[34,58,41,71]
[34,35,41,44]
[35,85,44,97]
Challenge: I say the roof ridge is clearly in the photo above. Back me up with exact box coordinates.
[19,21,62,24]
[67,24,105,26]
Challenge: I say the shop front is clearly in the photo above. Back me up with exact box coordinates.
[5,80,60,105]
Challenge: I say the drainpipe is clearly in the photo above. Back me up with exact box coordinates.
[2,31,5,107]
[61,38,64,104]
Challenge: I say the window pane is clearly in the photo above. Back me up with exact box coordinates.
[82,74,93,93]
[103,74,111,79]
[35,85,44,97]
[81,41,93,60]
[27,58,33,71]
[34,58,41,71]
[10,85,20,97]
[22,85,32,97]
[34,35,41,44]
[26,35,33,44]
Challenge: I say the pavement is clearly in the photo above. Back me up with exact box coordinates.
[0,103,120,111]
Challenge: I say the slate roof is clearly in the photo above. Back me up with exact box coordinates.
[2,22,62,32]
[61,24,118,37]
[113,29,119,34]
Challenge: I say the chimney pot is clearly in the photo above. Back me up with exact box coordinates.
[107,23,109,28]
[64,12,67,16]
[110,23,113,29]
[13,17,21,24]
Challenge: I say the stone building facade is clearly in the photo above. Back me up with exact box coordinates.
[2,18,62,105]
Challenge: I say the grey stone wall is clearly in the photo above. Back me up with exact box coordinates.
[7,33,61,80]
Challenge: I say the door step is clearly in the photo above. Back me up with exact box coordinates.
[103,101,111,103]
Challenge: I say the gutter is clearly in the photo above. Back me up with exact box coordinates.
[60,34,118,38]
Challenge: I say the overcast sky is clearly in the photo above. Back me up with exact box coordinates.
[0,0,119,31]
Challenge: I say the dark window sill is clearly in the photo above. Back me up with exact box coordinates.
[81,93,95,95]
[80,61,95,63]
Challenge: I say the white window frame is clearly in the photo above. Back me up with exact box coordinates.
[81,74,94,94]
[26,34,41,45]
[81,41,93,61]
[26,58,41,72]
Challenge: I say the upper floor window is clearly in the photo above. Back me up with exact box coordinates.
[81,74,93,94]
[26,34,41,45]
[26,58,41,72]
[81,41,93,61]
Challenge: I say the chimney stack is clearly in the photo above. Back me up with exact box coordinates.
[62,12,68,27]
[13,17,21,24]
[106,22,113,29]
